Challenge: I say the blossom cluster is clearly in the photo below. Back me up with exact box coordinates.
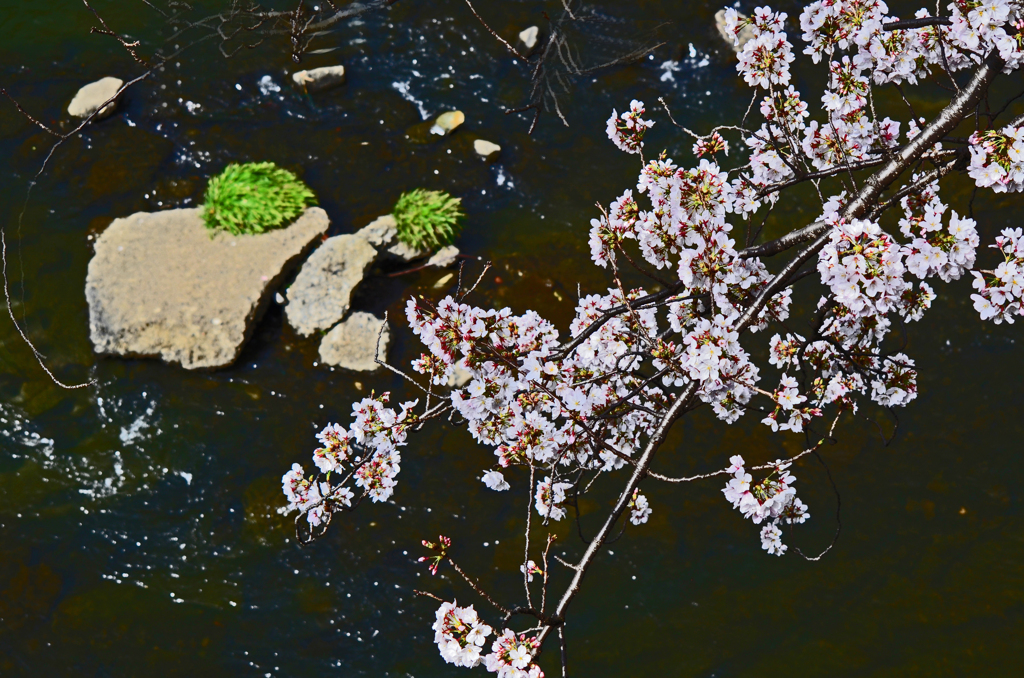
[433,602,545,678]
[281,394,415,526]
[969,126,1024,193]
[723,455,809,556]
[972,228,1024,322]
[281,4,1024,671]
[605,99,653,154]
[629,489,652,525]
[433,601,493,668]
[799,0,1024,81]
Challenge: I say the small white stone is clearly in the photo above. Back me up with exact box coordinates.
[433,272,455,290]
[518,26,540,53]
[68,77,124,120]
[291,65,346,93]
[473,139,501,160]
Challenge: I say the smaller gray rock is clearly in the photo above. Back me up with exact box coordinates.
[473,139,502,160]
[68,77,123,120]
[292,65,346,92]
[319,312,390,371]
[286,233,378,336]
[715,9,756,52]
[518,26,540,54]
[427,245,460,268]
[387,239,429,263]
[353,214,428,262]
[355,215,398,249]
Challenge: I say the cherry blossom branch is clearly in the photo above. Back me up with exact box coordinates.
[532,382,699,653]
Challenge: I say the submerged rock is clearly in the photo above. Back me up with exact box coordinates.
[292,65,346,93]
[714,9,756,52]
[473,139,501,161]
[518,26,540,54]
[318,312,390,371]
[286,233,379,336]
[86,207,328,369]
[68,77,124,120]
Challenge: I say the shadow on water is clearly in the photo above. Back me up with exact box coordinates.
[1,0,1022,675]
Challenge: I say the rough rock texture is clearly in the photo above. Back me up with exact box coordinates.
[714,9,756,52]
[286,233,378,336]
[86,207,329,369]
[292,65,346,92]
[355,214,398,248]
[427,245,460,268]
[387,239,429,262]
[519,26,540,53]
[357,214,429,262]
[68,77,123,119]
[318,312,390,371]
[473,139,502,160]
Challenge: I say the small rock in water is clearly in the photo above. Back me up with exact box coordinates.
[292,65,347,93]
[714,9,756,53]
[275,292,286,305]
[427,245,460,269]
[68,77,124,120]
[433,272,455,290]
[473,139,501,161]
[318,312,390,372]
[518,26,540,54]
[431,110,465,136]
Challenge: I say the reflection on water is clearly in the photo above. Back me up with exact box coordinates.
[1,1,1022,675]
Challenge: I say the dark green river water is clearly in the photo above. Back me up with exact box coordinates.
[1,1,1022,675]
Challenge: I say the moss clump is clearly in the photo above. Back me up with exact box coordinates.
[393,189,464,251]
[202,162,316,235]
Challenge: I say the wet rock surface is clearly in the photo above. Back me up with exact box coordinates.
[318,312,390,371]
[86,207,329,369]
[67,77,123,119]
[292,65,347,92]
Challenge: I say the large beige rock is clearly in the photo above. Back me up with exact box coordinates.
[68,77,124,120]
[318,312,390,371]
[285,233,378,336]
[86,207,329,369]
[292,65,346,92]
